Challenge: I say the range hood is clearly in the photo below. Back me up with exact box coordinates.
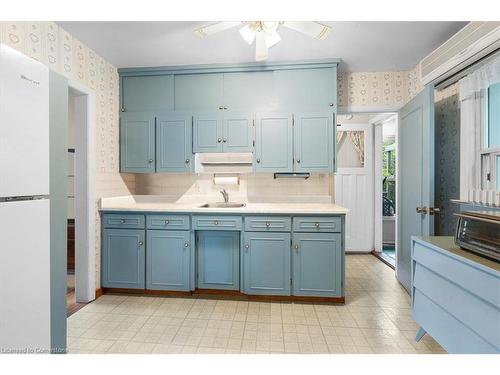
[195,153,253,173]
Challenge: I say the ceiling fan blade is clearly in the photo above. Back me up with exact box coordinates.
[255,32,268,61]
[264,30,281,48]
[194,22,242,37]
[281,21,331,40]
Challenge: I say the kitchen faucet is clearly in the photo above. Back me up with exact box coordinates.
[220,189,229,203]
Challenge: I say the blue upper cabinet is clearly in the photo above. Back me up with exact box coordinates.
[120,112,156,173]
[274,67,337,111]
[193,112,224,153]
[255,113,293,172]
[292,232,342,297]
[294,112,335,172]
[156,112,193,172]
[175,73,224,111]
[223,71,275,111]
[222,112,254,152]
[121,75,174,112]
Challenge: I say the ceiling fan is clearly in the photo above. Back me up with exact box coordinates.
[194,21,331,61]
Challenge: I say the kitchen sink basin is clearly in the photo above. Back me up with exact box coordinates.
[199,202,246,208]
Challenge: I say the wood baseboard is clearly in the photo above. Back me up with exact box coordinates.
[371,250,396,270]
[95,288,103,299]
[101,287,345,304]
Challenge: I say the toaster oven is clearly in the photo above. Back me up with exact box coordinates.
[455,211,500,262]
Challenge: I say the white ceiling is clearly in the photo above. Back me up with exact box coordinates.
[57,21,467,71]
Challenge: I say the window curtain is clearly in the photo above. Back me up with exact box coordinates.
[458,56,500,201]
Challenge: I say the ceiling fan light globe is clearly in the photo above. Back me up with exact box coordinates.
[239,25,256,45]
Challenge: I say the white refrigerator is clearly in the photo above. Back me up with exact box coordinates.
[0,44,51,353]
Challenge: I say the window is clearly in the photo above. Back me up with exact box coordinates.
[480,82,500,191]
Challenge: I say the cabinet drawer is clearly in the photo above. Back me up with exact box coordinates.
[102,213,145,229]
[244,216,291,232]
[293,216,341,233]
[192,215,242,231]
[146,215,190,230]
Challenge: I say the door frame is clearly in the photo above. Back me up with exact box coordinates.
[68,80,96,303]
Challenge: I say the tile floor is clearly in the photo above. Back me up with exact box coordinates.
[67,254,445,354]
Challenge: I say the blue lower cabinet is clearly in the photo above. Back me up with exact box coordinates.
[292,232,342,297]
[197,231,240,290]
[146,230,191,291]
[243,232,291,296]
[102,228,145,289]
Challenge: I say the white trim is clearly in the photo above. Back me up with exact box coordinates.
[372,122,383,253]
[338,105,402,114]
[68,79,96,303]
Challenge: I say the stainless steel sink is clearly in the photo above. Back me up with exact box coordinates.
[199,202,246,208]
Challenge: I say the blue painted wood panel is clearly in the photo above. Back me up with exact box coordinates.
[122,75,174,112]
[273,68,336,110]
[292,232,341,297]
[102,229,145,289]
[243,231,291,296]
[244,216,291,232]
[156,112,193,172]
[174,73,224,110]
[223,71,274,111]
[193,112,223,153]
[294,112,334,172]
[197,231,240,290]
[192,215,243,231]
[255,113,293,172]
[146,230,190,291]
[102,213,146,229]
[120,112,156,173]
[292,216,341,233]
[222,111,254,152]
[146,214,190,230]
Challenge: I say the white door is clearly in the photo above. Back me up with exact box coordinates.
[0,199,51,351]
[335,122,374,252]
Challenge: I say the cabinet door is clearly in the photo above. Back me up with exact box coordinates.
[294,112,335,172]
[102,229,145,289]
[146,230,190,291]
[274,68,337,111]
[292,232,342,297]
[243,232,291,295]
[156,113,193,172]
[222,111,254,152]
[193,112,223,153]
[255,113,293,172]
[223,71,275,111]
[197,231,239,290]
[120,112,156,173]
[121,75,174,112]
[174,73,224,111]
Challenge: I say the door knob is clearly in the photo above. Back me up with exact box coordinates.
[429,207,441,215]
[416,206,428,214]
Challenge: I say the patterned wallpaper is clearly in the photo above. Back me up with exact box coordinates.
[0,21,134,289]
[435,82,461,235]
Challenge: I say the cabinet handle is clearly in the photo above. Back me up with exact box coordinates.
[185,159,190,164]
[138,241,144,246]
[223,138,227,143]
[296,159,301,164]
[256,158,260,163]
[214,220,219,225]
[217,138,222,143]
[165,219,170,225]
[184,242,189,247]
[219,105,224,110]
[148,159,154,163]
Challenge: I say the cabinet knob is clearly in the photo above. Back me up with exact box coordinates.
[296,159,301,164]
[121,107,126,112]
[265,222,271,228]
[219,105,224,110]
[185,159,190,164]
[315,222,320,228]
[165,220,170,225]
[217,138,222,143]
[329,103,334,107]
[184,242,189,247]
[120,219,126,224]
[223,138,227,143]
[244,244,249,251]
[214,220,219,225]
[148,159,154,163]
[138,241,144,246]
[256,158,260,163]
[294,244,299,252]
[223,106,228,110]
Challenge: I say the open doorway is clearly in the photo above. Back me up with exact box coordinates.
[66,82,96,316]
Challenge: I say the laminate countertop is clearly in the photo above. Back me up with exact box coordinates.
[100,195,349,215]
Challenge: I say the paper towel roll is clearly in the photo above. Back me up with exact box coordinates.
[213,175,239,185]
